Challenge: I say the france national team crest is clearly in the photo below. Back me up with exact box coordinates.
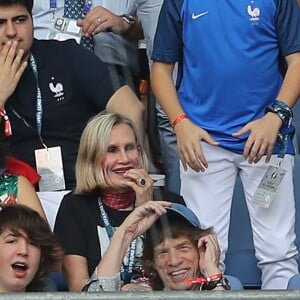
[49,77,65,102]
[247,1,260,25]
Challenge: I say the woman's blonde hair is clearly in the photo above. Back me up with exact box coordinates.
[75,111,147,193]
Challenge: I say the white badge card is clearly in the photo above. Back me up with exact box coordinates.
[252,165,286,208]
[35,146,66,192]
[47,17,82,43]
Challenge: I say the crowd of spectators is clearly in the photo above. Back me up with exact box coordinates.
[0,0,300,294]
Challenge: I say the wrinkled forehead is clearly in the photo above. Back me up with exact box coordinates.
[154,235,196,252]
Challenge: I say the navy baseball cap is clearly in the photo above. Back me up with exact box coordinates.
[166,203,202,228]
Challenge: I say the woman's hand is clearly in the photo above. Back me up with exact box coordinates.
[96,201,171,278]
[120,201,171,240]
[122,168,153,206]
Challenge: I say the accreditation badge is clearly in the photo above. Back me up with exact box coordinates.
[47,17,82,43]
[34,146,66,192]
[252,163,286,208]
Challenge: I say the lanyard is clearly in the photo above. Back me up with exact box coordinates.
[50,0,57,9]
[30,55,43,137]
[97,197,137,282]
[50,0,57,21]
[10,55,47,149]
[0,108,12,136]
[83,0,93,14]
[277,118,293,160]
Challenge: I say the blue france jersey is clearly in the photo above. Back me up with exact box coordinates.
[152,0,300,154]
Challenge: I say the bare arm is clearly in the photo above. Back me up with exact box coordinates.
[276,52,300,108]
[151,62,218,172]
[151,62,183,125]
[63,254,90,291]
[106,85,145,145]
[63,202,170,292]
[97,201,171,277]
[233,52,300,163]
[17,175,47,220]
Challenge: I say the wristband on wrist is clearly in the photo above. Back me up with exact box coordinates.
[206,273,223,282]
[0,108,12,136]
[205,274,230,290]
[186,273,224,288]
[172,114,188,128]
[265,100,293,127]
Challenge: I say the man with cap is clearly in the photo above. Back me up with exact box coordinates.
[83,200,233,291]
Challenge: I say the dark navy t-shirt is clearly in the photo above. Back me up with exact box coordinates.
[6,39,124,189]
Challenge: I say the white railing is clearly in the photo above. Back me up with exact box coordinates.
[1,290,300,300]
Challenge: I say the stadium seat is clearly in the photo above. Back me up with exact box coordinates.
[287,274,300,290]
[225,275,244,290]
[49,271,69,291]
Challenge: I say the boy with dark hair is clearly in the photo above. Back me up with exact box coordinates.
[0,0,144,227]
[0,204,62,292]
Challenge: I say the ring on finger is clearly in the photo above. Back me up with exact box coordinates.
[97,17,102,23]
[138,178,146,187]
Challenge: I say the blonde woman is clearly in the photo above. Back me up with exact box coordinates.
[54,111,153,291]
